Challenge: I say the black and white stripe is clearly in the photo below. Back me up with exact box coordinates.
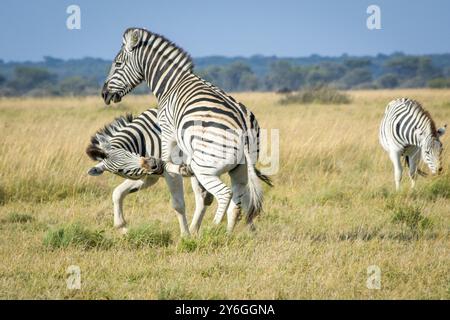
[379,98,446,190]
[102,28,272,232]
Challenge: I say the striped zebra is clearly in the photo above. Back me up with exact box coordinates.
[379,98,446,190]
[86,108,213,235]
[101,28,272,233]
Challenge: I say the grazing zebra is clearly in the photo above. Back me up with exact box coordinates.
[101,28,272,233]
[86,108,213,235]
[379,98,446,190]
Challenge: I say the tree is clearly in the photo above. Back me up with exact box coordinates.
[8,66,57,93]
[265,60,306,91]
[339,68,372,88]
[0,73,5,86]
[59,76,99,95]
[377,74,399,88]
[305,62,346,87]
[344,58,371,69]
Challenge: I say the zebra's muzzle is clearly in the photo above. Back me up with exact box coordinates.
[103,91,121,105]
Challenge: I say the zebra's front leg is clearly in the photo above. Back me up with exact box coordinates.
[407,151,421,189]
[189,176,214,235]
[164,172,190,237]
[112,177,157,234]
[389,151,403,191]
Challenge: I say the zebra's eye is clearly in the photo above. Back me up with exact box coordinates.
[115,62,123,68]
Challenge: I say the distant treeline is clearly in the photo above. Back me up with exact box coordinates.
[1,53,450,96]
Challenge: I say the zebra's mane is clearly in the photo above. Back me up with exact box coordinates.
[86,114,134,161]
[407,98,438,136]
[129,27,194,72]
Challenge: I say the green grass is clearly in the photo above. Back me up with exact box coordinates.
[43,223,112,250]
[124,224,172,248]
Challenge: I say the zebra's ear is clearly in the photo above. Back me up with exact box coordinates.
[124,29,141,52]
[437,124,447,137]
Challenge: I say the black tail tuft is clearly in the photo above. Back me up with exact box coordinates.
[255,167,274,187]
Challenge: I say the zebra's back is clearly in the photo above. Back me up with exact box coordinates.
[111,108,162,158]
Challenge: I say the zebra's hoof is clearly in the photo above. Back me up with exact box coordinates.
[141,157,164,174]
[179,164,194,177]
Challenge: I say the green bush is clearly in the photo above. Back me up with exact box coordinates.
[279,86,351,105]
[125,224,172,248]
[390,204,433,233]
[43,223,111,250]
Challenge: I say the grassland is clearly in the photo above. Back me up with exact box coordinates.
[0,89,449,299]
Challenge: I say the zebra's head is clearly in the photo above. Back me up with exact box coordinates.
[102,28,145,105]
[87,147,147,180]
[86,115,147,179]
[417,124,447,174]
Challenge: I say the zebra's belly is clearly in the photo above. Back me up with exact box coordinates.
[177,126,245,173]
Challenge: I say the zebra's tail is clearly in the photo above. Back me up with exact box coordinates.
[243,150,273,224]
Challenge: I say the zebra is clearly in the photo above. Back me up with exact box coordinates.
[86,108,213,235]
[101,28,272,233]
[379,98,446,190]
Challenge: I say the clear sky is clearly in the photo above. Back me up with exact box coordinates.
[1,0,449,61]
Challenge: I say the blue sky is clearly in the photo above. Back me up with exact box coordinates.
[0,0,449,61]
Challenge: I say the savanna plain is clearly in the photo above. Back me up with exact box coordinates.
[0,89,449,299]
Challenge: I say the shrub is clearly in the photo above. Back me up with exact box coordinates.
[390,204,433,233]
[279,86,351,105]
[43,223,111,250]
[125,224,172,248]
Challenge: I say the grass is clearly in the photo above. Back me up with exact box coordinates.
[43,223,112,250]
[0,90,449,299]
[124,224,172,248]
[2,212,34,224]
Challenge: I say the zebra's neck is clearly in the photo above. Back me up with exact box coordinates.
[139,32,194,100]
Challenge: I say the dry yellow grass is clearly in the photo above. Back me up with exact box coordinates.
[0,89,449,299]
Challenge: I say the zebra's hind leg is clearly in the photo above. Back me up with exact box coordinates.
[164,172,190,237]
[407,149,421,188]
[194,173,231,226]
[389,150,403,191]
[189,176,214,235]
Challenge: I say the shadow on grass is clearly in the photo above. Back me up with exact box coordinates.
[1,212,34,224]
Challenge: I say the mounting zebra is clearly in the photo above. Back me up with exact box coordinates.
[86,108,213,236]
[101,28,272,233]
[379,98,446,190]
